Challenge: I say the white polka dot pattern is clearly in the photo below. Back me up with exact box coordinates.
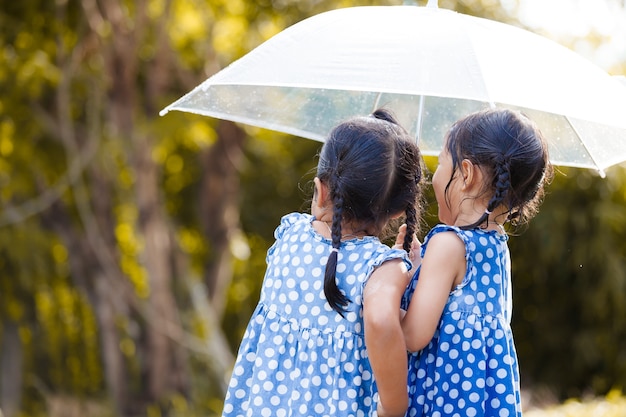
[402,224,522,417]
[222,213,411,417]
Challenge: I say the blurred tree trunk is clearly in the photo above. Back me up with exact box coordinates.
[201,121,246,318]
[93,0,191,409]
[0,321,22,417]
[40,196,130,414]
[41,0,134,412]
[135,130,190,400]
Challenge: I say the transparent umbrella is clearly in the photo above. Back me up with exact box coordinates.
[160,4,626,176]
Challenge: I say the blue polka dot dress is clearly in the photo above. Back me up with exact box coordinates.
[402,224,522,417]
[222,212,411,417]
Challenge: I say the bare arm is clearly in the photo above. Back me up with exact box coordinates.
[401,231,466,352]
[363,259,411,417]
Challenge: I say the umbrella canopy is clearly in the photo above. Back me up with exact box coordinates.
[160,4,626,176]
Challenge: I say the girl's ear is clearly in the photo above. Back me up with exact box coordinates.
[460,159,482,191]
[313,177,330,209]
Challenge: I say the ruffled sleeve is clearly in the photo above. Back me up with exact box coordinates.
[275,212,310,239]
[266,212,312,261]
[361,247,412,293]
[375,248,412,272]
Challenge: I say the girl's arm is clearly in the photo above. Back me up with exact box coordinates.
[363,259,411,417]
[401,231,466,352]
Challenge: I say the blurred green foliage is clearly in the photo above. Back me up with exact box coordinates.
[525,389,626,417]
[510,165,626,399]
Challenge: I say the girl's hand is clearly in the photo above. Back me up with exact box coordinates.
[393,224,422,267]
[392,224,407,250]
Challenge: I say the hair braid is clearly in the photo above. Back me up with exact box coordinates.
[323,183,350,316]
[487,159,511,212]
[403,203,418,253]
[471,158,511,229]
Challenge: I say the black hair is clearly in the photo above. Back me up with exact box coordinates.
[443,108,553,230]
[317,108,424,316]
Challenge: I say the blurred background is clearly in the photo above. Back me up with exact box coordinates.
[0,0,625,416]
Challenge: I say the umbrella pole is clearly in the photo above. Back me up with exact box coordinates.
[372,92,382,112]
[415,94,425,145]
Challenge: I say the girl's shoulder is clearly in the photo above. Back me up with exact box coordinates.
[421,224,508,261]
[420,224,467,258]
[423,224,467,245]
[424,224,507,244]
[426,224,463,236]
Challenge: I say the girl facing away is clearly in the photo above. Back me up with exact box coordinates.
[221,108,424,417]
[401,108,553,417]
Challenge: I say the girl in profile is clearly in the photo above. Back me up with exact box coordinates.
[401,108,552,417]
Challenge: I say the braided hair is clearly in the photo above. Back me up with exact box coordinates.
[316,108,424,316]
[443,108,553,230]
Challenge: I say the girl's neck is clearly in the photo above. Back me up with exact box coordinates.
[313,218,372,241]
[482,219,506,234]
[454,206,507,234]
[453,218,506,234]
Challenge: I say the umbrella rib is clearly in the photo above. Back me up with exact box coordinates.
[564,117,606,178]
